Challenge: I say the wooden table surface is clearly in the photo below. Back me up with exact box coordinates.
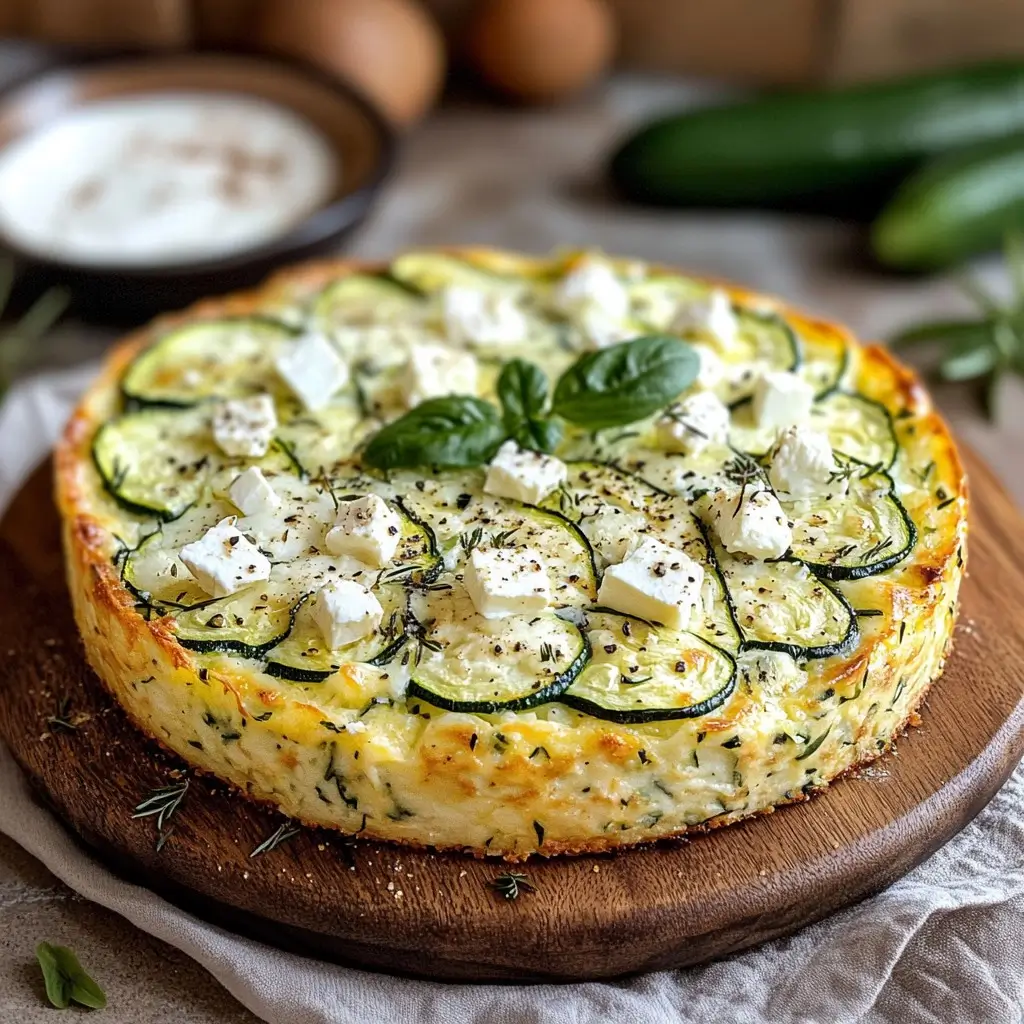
[2,66,1023,1023]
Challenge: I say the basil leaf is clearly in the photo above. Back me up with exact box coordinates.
[497,359,561,453]
[497,359,548,425]
[36,942,107,1010]
[551,336,699,430]
[362,396,506,469]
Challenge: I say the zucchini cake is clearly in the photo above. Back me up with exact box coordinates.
[56,249,967,858]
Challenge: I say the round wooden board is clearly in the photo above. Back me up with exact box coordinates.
[2,453,1023,983]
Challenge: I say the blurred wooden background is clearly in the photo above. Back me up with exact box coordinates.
[1,0,1023,84]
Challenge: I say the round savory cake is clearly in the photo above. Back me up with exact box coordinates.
[56,248,967,858]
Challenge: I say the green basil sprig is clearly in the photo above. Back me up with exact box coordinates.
[551,335,700,430]
[363,396,506,469]
[362,336,697,470]
[496,359,563,454]
[36,942,107,1010]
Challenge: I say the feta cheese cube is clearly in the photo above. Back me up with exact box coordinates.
[401,343,479,407]
[464,546,550,619]
[554,258,629,322]
[577,502,647,569]
[579,307,634,349]
[324,494,402,567]
[442,286,528,347]
[484,441,567,505]
[179,517,272,598]
[656,391,730,454]
[752,370,814,430]
[768,425,839,499]
[313,579,383,649]
[597,537,705,629]
[227,467,281,517]
[709,488,792,560]
[671,289,738,347]
[212,394,277,458]
[275,332,349,410]
[692,344,725,390]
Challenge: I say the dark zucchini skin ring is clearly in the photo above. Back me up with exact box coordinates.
[91,423,196,523]
[815,391,899,472]
[121,315,299,408]
[405,632,592,715]
[727,307,801,410]
[265,635,409,683]
[813,341,851,400]
[797,471,918,582]
[694,517,860,662]
[560,641,738,725]
[524,500,601,592]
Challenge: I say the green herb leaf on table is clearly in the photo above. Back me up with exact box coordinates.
[491,871,536,901]
[496,358,562,453]
[36,942,107,1010]
[362,396,507,470]
[551,335,699,430]
[891,231,1024,420]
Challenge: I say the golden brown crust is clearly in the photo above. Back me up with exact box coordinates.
[55,249,968,859]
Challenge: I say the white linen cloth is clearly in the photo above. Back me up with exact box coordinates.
[1,365,1023,1024]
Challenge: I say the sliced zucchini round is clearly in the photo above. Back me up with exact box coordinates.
[406,585,590,713]
[265,585,408,682]
[706,530,859,660]
[388,473,598,605]
[722,309,801,406]
[800,330,851,398]
[390,251,521,294]
[93,407,221,520]
[812,392,898,470]
[561,612,737,723]
[312,273,424,328]
[121,318,297,407]
[174,585,298,657]
[786,460,917,580]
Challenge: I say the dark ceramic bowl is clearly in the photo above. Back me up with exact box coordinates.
[0,51,395,324]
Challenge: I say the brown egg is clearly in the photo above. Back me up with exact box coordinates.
[466,0,615,104]
[252,0,446,127]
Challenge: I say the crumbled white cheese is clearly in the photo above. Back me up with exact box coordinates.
[656,391,730,454]
[484,441,567,505]
[227,466,281,516]
[211,394,277,458]
[671,289,738,347]
[179,516,272,598]
[752,370,814,430]
[692,344,725,390]
[401,342,479,407]
[736,649,801,697]
[313,579,383,649]
[442,286,528,347]
[324,494,402,567]
[597,537,705,630]
[275,331,349,410]
[554,258,630,348]
[578,503,647,569]
[343,719,368,735]
[709,488,793,560]
[768,425,839,498]
[464,546,550,619]
[555,259,629,319]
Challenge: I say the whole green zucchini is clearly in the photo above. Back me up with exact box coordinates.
[609,63,1024,212]
[871,134,1024,269]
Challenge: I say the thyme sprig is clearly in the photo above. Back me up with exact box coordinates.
[47,696,77,733]
[133,780,189,844]
[491,871,536,901]
[891,231,1024,419]
[250,820,301,858]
